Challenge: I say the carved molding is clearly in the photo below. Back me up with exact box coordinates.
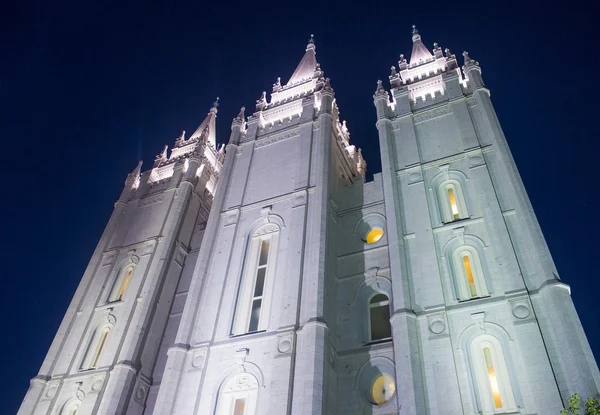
[139,194,164,208]
[255,128,300,149]
[413,105,451,124]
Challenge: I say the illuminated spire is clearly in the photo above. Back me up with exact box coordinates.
[189,101,218,147]
[409,25,433,66]
[285,34,318,86]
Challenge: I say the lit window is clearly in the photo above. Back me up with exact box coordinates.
[370,374,396,405]
[366,228,384,244]
[448,188,459,220]
[369,293,391,341]
[248,239,270,332]
[215,373,258,415]
[463,255,477,297]
[484,347,502,408]
[438,180,468,223]
[81,326,111,370]
[233,398,246,415]
[452,247,489,301]
[109,265,135,302]
[470,335,517,413]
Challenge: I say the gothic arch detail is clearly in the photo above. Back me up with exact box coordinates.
[458,320,523,413]
[232,220,281,335]
[429,168,471,224]
[442,233,492,301]
[355,269,393,344]
[213,365,263,415]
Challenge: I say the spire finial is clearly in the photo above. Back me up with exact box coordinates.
[412,25,418,35]
[306,33,316,51]
[210,96,219,114]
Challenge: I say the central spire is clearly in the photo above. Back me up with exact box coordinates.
[409,25,433,66]
[285,34,318,86]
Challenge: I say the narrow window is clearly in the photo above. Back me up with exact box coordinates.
[369,293,391,341]
[215,373,258,415]
[438,180,469,223]
[470,336,517,413]
[448,188,460,220]
[92,329,109,368]
[453,247,489,301]
[110,265,134,302]
[484,347,503,408]
[248,239,270,332]
[233,398,246,415]
[81,326,111,370]
[463,255,478,297]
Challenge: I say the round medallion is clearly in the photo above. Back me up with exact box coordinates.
[278,338,292,354]
[429,319,446,334]
[92,378,104,391]
[136,387,146,401]
[512,303,530,319]
[46,386,57,398]
[192,353,205,368]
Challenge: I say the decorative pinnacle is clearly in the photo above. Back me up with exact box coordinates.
[412,25,418,35]
[210,97,219,113]
[308,34,315,44]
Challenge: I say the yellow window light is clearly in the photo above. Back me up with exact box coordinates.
[484,347,503,408]
[463,256,477,297]
[371,374,396,405]
[366,228,384,244]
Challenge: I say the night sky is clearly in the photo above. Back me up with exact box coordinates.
[1,0,598,413]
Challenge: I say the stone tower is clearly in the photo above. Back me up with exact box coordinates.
[19,30,600,415]
[18,105,224,414]
[370,26,600,414]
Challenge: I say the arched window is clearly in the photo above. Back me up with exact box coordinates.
[368,293,392,341]
[232,224,279,335]
[452,246,488,301]
[215,373,259,415]
[438,180,468,223]
[470,335,517,413]
[109,264,135,302]
[80,325,111,370]
[60,400,81,415]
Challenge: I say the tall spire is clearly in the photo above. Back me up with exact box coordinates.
[189,99,218,147]
[285,34,318,86]
[409,25,433,66]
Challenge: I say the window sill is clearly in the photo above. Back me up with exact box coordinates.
[95,300,124,311]
[457,294,491,303]
[365,337,393,347]
[230,330,266,339]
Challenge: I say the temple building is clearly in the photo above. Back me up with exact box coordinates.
[19,28,600,415]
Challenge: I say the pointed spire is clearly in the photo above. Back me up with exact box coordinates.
[256,91,267,111]
[462,51,479,68]
[157,145,168,160]
[131,160,143,177]
[286,35,318,86]
[409,25,433,66]
[189,101,218,147]
[236,106,246,121]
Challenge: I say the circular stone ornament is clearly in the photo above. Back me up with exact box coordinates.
[429,318,446,334]
[278,338,292,354]
[512,303,530,319]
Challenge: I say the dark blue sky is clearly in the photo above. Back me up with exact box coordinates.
[1,0,598,413]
